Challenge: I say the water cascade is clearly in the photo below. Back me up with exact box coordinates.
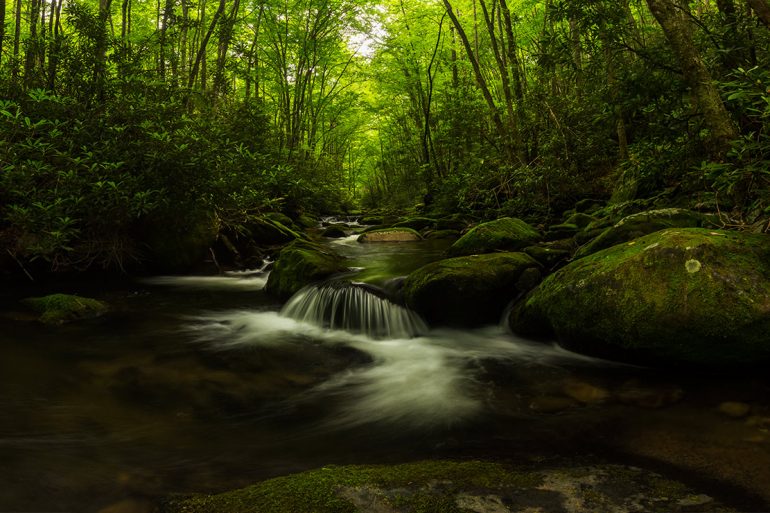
[281,281,428,339]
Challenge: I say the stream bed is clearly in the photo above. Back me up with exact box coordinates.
[1,237,770,512]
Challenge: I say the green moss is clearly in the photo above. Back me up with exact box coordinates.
[296,214,319,229]
[263,212,295,228]
[22,293,108,324]
[574,208,703,259]
[511,228,770,365]
[162,460,542,513]
[357,228,422,242]
[403,252,540,327]
[391,217,437,231]
[425,229,460,240]
[162,461,735,513]
[447,217,541,257]
[264,240,346,299]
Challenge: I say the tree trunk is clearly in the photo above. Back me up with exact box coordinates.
[442,0,507,148]
[747,0,770,27]
[646,0,738,155]
[189,0,225,90]
[0,0,6,65]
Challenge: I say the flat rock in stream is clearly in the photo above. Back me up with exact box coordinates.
[358,228,422,242]
[160,460,735,513]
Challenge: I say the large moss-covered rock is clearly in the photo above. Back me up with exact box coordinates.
[403,252,541,327]
[392,217,437,231]
[511,228,770,366]
[161,460,733,513]
[574,208,704,259]
[22,293,108,324]
[358,228,422,242]
[447,217,541,257]
[265,240,346,299]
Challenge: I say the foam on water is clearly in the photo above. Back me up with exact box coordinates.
[187,304,607,429]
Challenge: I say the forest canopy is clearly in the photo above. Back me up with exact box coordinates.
[1,0,770,272]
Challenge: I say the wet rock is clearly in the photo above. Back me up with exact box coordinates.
[263,212,296,229]
[403,252,541,327]
[511,228,770,366]
[358,228,422,242]
[265,240,347,299]
[563,380,610,404]
[447,217,541,257]
[160,461,734,513]
[22,293,108,324]
[718,402,751,418]
[321,226,348,238]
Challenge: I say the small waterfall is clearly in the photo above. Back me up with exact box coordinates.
[281,281,428,339]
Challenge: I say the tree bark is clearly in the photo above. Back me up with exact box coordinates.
[442,0,507,148]
[747,0,770,27]
[646,0,738,156]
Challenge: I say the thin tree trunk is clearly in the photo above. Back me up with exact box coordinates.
[0,0,6,65]
[443,0,507,148]
[646,0,738,155]
[189,0,225,90]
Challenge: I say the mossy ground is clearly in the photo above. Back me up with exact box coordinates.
[161,460,734,513]
[22,293,108,324]
[512,228,770,365]
[447,217,541,257]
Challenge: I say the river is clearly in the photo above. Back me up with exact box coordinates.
[1,232,769,512]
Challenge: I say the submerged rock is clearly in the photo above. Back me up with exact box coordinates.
[447,217,541,257]
[265,240,346,299]
[22,293,108,324]
[403,252,541,327]
[358,228,422,242]
[511,228,770,366]
[160,460,734,513]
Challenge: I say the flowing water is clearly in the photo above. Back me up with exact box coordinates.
[1,234,770,512]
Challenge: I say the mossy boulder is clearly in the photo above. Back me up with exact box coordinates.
[392,217,437,231]
[358,228,422,243]
[265,240,346,299]
[447,217,541,257]
[425,229,461,240]
[545,223,579,241]
[22,293,108,324]
[510,228,770,366]
[563,212,597,228]
[403,252,541,327]
[575,208,704,259]
[295,214,318,229]
[161,460,733,513]
[523,246,572,269]
[360,216,384,225]
[263,212,295,228]
[321,226,348,238]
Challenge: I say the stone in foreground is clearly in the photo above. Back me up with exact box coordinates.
[160,460,733,513]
